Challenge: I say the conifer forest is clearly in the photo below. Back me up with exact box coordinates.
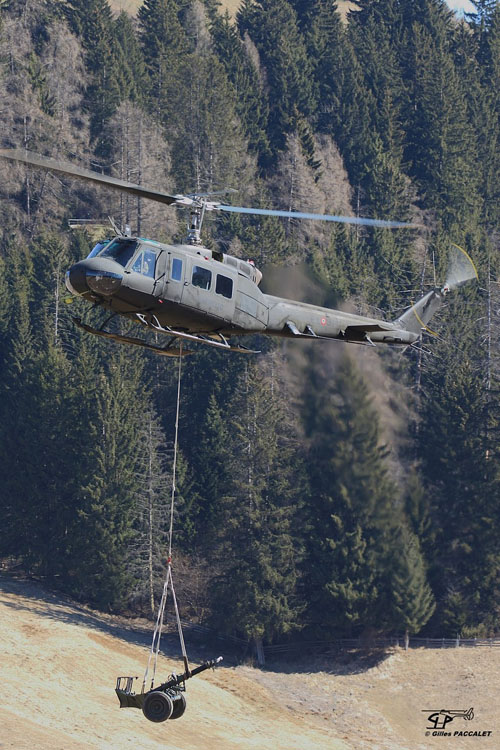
[0,0,499,648]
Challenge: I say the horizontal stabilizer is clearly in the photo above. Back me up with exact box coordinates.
[343,323,393,333]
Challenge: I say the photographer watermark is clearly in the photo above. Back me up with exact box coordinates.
[422,707,493,738]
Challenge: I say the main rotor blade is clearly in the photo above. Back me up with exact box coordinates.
[0,149,178,205]
[217,204,417,229]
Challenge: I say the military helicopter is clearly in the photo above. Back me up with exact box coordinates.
[0,149,477,356]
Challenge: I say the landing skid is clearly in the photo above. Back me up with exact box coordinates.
[135,314,260,354]
[73,318,189,356]
[72,316,259,356]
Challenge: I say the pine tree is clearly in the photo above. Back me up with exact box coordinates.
[237,0,317,157]
[467,1,500,224]
[129,406,171,614]
[388,524,435,644]
[0,240,37,561]
[168,52,252,194]
[210,10,271,166]
[294,0,343,135]
[114,11,147,104]
[357,135,415,309]
[65,0,121,155]
[0,254,9,344]
[405,469,433,551]
[0,235,93,584]
[398,1,480,225]
[303,351,401,636]
[65,349,148,608]
[210,356,304,646]
[138,0,189,128]
[327,35,376,188]
[416,293,500,633]
[349,3,406,161]
[185,391,231,550]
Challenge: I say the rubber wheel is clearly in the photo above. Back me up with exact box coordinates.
[170,692,187,720]
[142,691,173,723]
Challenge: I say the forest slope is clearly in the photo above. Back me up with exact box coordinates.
[108,1,358,19]
[1,575,499,750]
[1,0,499,669]
[108,0,242,16]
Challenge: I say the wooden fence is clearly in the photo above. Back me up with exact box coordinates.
[163,613,500,656]
[261,636,500,656]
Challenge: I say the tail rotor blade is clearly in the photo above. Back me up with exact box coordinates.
[443,244,479,291]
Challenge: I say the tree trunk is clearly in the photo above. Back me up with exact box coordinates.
[255,637,265,667]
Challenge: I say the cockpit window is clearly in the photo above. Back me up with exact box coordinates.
[93,239,138,268]
[87,240,111,259]
[131,248,157,278]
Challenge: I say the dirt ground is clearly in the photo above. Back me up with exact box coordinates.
[0,575,498,750]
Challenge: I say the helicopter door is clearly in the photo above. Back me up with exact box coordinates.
[181,258,236,323]
[165,254,185,304]
[124,244,163,301]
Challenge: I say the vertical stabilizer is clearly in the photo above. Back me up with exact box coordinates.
[394,289,444,336]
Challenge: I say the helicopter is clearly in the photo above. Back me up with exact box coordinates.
[0,149,478,356]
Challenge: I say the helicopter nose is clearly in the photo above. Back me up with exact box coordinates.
[65,264,87,295]
[65,263,123,296]
[85,268,123,295]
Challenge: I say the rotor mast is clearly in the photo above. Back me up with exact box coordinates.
[172,193,218,246]
[186,202,207,246]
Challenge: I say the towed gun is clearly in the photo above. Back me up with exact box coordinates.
[116,656,223,723]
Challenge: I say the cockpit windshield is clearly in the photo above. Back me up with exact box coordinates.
[87,239,138,268]
[87,240,110,259]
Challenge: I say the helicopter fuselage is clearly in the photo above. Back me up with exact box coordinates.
[0,149,474,357]
[65,236,420,348]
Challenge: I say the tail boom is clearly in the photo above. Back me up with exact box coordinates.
[394,288,445,337]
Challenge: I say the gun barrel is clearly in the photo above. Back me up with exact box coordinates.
[156,657,223,692]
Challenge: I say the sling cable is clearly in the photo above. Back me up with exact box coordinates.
[115,343,222,723]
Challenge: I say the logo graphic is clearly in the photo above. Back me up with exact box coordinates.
[423,707,474,730]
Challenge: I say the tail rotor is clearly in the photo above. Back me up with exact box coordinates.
[395,244,478,337]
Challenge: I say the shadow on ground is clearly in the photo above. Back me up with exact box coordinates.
[0,573,392,677]
[0,573,230,666]
[262,648,393,677]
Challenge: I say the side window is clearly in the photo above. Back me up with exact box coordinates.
[215,274,233,299]
[131,252,143,274]
[192,265,212,290]
[131,249,157,278]
[171,258,183,281]
[142,249,157,278]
